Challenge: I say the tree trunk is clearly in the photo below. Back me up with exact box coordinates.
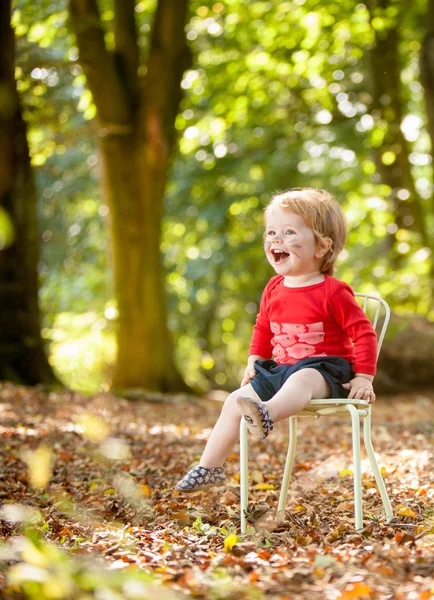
[375,313,434,394]
[99,134,187,391]
[0,0,59,386]
[420,0,434,221]
[367,0,433,270]
[69,0,191,392]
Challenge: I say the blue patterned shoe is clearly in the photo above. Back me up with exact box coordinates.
[175,466,225,492]
[237,396,274,440]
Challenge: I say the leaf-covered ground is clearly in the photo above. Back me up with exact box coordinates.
[0,382,433,599]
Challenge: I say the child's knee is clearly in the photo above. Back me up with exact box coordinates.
[223,389,242,412]
[289,368,330,397]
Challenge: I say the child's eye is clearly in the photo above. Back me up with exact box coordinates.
[285,229,296,235]
[266,230,275,236]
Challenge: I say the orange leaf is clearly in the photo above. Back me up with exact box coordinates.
[379,566,394,577]
[363,480,375,488]
[398,507,416,518]
[340,582,374,599]
[295,463,312,471]
[140,484,152,497]
[172,511,190,526]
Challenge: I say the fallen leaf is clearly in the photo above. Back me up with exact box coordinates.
[26,446,53,489]
[223,533,238,553]
[76,413,110,441]
[220,490,239,505]
[340,581,374,599]
[172,512,190,526]
[398,507,416,518]
[140,485,152,497]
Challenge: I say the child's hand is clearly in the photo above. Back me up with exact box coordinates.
[241,364,256,387]
[342,377,376,403]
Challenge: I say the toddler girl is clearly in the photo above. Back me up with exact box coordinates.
[175,187,377,492]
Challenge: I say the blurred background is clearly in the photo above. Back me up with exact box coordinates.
[1,0,434,395]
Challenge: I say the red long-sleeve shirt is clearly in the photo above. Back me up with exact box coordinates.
[249,274,377,375]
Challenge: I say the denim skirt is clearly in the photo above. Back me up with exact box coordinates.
[250,356,354,402]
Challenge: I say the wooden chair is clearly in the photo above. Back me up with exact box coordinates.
[239,293,393,533]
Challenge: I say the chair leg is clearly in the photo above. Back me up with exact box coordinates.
[345,405,364,531]
[363,410,393,522]
[277,417,297,521]
[240,419,249,534]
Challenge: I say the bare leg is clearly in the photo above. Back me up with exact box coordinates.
[265,368,331,423]
[200,383,261,468]
[200,369,330,467]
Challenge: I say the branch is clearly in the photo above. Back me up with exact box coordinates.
[140,0,191,148]
[114,0,139,109]
[69,0,131,127]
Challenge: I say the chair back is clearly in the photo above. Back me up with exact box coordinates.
[354,293,390,360]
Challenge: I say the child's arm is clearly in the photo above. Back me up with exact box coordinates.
[242,282,275,387]
[329,285,378,403]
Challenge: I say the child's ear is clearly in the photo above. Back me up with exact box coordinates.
[315,237,333,258]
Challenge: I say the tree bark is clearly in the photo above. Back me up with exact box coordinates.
[0,0,59,385]
[420,0,434,221]
[367,0,432,269]
[69,0,191,392]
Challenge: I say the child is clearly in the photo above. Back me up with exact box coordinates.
[175,187,377,492]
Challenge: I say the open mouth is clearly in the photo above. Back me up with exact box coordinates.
[271,249,290,263]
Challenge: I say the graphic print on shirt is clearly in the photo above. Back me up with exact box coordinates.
[270,321,327,364]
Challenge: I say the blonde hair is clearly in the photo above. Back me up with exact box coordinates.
[265,187,347,276]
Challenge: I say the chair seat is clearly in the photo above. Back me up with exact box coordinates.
[308,398,370,406]
[297,398,370,417]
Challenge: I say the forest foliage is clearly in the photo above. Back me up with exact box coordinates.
[7,0,434,392]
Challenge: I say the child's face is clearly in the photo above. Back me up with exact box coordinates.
[264,206,327,278]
